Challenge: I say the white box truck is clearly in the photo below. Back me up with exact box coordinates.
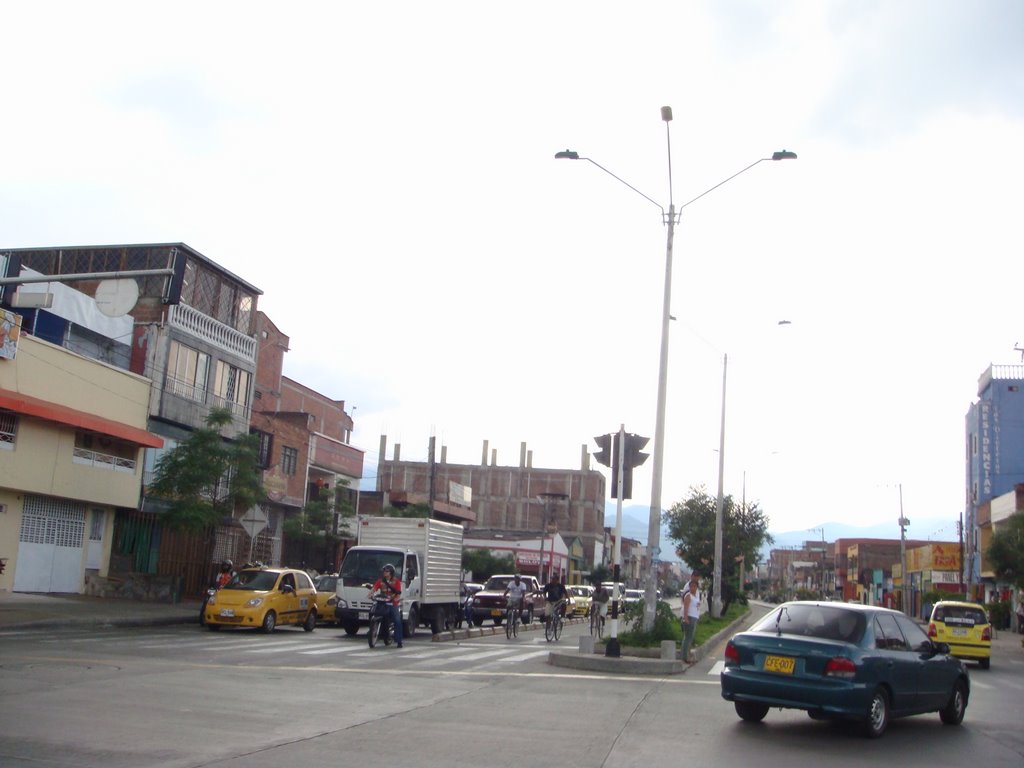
[334,517,463,637]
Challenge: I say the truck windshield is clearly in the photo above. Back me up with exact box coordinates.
[339,550,403,584]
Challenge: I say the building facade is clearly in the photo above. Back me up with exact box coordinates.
[965,364,1024,595]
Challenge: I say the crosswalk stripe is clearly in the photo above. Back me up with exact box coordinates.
[300,644,372,656]
[708,661,724,675]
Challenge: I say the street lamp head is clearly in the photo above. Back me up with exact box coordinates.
[772,150,797,161]
[554,149,580,160]
[661,106,673,122]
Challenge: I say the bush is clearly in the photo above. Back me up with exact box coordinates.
[987,600,1011,630]
[617,600,682,647]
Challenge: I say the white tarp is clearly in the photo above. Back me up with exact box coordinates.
[18,267,133,342]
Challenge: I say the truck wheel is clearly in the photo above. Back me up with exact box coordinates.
[404,606,418,639]
[343,621,359,636]
[430,610,444,635]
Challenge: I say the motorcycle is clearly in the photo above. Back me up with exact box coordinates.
[367,594,396,648]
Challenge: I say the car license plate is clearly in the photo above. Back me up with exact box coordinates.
[491,609,502,617]
[952,628,967,637]
[764,655,795,674]
[219,609,235,618]
[358,612,369,620]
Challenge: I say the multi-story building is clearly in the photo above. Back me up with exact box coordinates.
[0,321,162,593]
[373,435,607,572]
[965,364,1024,596]
[249,312,362,572]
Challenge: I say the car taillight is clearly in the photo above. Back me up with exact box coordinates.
[982,626,991,641]
[928,623,937,638]
[824,657,856,679]
[724,641,740,666]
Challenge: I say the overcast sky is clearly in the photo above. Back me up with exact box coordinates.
[4,1,1022,537]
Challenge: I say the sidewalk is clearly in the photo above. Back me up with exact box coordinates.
[0,590,200,630]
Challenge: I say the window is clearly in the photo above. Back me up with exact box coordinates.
[894,614,932,652]
[73,432,138,472]
[281,446,298,476]
[251,429,273,469]
[874,614,908,651]
[167,340,210,402]
[212,361,251,416]
[0,410,16,449]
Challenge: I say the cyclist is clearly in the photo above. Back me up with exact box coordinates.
[503,574,529,624]
[543,574,570,625]
[591,581,610,631]
[368,564,404,648]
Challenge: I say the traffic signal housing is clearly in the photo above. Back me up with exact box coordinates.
[594,432,650,499]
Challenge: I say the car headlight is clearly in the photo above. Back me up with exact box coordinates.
[336,598,348,609]
[207,595,217,607]
[246,597,265,608]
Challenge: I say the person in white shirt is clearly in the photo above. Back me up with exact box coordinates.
[681,574,703,663]
[503,574,529,617]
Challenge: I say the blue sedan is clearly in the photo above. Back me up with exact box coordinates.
[720,601,969,738]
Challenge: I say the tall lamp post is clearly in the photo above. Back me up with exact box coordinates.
[556,108,796,628]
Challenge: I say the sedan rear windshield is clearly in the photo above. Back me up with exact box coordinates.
[751,604,866,643]
[933,605,987,626]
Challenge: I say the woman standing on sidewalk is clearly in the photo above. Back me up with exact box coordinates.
[681,574,703,663]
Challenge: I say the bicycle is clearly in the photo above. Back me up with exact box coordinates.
[590,602,606,639]
[367,595,395,648]
[504,599,522,639]
[544,600,565,642]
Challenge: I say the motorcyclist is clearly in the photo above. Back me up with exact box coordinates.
[215,560,235,588]
[368,564,404,648]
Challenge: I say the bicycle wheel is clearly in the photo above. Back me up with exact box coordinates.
[597,616,604,640]
[505,610,513,639]
[544,616,555,642]
[368,617,380,648]
[554,615,563,641]
[512,610,519,638]
[590,610,598,636]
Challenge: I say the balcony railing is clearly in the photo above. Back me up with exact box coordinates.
[72,447,137,473]
[167,303,257,361]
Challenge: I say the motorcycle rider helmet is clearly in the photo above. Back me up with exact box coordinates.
[382,564,395,576]
[220,559,233,572]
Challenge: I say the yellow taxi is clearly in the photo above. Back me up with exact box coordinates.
[313,573,340,625]
[928,600,991,669]
[205,567,318,632]
[568,585,594,617]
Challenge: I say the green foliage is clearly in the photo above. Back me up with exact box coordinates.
[795,588,818,601]
[618,600,682,645]
[148,408,265,533]
[380,503,432,518]
[924,588,966,604]
[589,564,611,585]
[282,481,355,548]
[987,600,1011,630]
[662,486,773,613]
[462,549,516,581]
[987,513,1024,589]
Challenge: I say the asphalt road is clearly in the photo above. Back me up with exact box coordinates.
[1,613,1022,767]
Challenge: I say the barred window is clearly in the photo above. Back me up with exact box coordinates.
[251,429,273,469]
[281,446,298,476]
[0,410,16,449]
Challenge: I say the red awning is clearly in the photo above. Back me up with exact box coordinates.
[0,388,164,448]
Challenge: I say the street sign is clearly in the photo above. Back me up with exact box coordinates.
[240,506,268,538]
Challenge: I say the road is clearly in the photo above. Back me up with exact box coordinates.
[0,611,1022,767]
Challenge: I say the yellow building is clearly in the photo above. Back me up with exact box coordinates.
[0,322,162,593]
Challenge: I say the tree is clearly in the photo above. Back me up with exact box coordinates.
[282,480,355,571]
[148,408,265,533]
[987,512,1024,589]
[380,502,432,518]
[462,549,515,581]
[662,485,773,613]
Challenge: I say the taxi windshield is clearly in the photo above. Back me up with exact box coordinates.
[225,570,279,591]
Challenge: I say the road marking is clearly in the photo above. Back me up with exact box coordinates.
[242,641,316,654]
[708,661,724,675]
[299,644,373,656]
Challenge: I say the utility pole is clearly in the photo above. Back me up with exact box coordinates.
[898,484,910,616]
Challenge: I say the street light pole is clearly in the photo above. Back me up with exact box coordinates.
[555,111,796,631]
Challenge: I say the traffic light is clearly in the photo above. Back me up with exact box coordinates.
[593,434,613,468]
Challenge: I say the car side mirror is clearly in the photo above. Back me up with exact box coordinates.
[282,584,294,594]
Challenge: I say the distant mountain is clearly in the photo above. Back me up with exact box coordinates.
[605,505,959,563]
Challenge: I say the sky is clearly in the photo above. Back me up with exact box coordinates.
[3,1,1023,538]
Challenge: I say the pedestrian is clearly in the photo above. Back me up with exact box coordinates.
[1015,589,1024,635]
[681,573,703,664]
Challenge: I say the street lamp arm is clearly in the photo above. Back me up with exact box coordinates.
[679,151,797,211]
[554,150,665,216]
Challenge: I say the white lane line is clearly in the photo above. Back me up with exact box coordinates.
[708,661,724,675]
[299,644,374,656]
[484,650,551,665]
[424,648,512,664]
[242,642,316,654]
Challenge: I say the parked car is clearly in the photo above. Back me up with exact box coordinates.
[928,600,992,669]
[204,567,319,633]
[313,573,340,625]
[624,589,644,608]
[720,600,969,738]
[568,585,593,616]
[469,575,546,626]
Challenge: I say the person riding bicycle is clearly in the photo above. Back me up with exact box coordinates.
[543,575,569,623]
[368,564,404,648]
[591,582,610,623]
[503,574,529,619]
